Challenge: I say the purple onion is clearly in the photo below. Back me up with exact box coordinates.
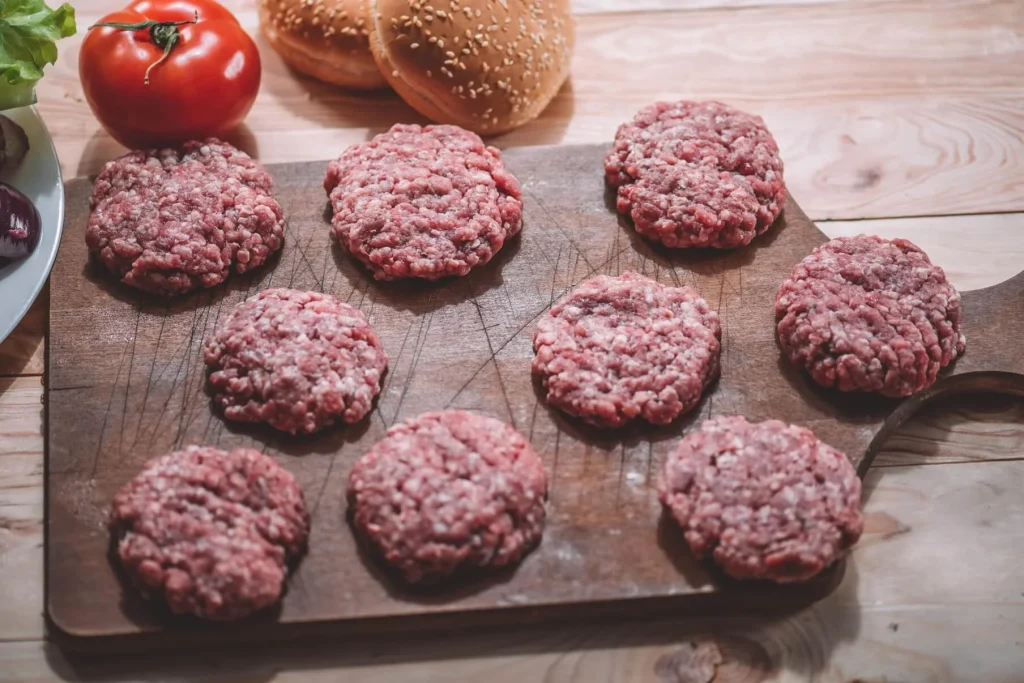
[0,182,41,263]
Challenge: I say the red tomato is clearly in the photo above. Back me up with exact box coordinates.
[79,0,261,148]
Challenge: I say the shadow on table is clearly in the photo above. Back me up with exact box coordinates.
[44,561,861,682]
[0,286,46,377]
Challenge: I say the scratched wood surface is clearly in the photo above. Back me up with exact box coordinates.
[9,0,1022,382]
[45,143,1024,645]
[2,0,1024,677]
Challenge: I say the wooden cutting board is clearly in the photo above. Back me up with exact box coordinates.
[46,143,1024,649]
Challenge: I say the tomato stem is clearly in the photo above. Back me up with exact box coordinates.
[90,11,200,86]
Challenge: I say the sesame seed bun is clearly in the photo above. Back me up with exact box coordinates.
[260,0,388,89]
[368,0,575,135]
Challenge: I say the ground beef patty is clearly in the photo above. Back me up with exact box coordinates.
[86,139,285,296]
[606,101,786,249]
[110,445,309,620]
[659,416,863,583]
[533,272,721,428]
[204,288,388,434]
[776,234,965,397]
[324,124,523,280]
[347,410,547,583]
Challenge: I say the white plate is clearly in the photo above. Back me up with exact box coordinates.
[0,106,64,344]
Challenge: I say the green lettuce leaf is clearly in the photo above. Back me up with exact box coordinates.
[0,0,77,109]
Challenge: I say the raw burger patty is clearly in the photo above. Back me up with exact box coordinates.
[204,288,388,434]
[659,416,863,583]
[110,445,309,620]
[86,139,285,296]
[347,410,547,583]
[776,234,965,397]
[605,100,786,249]
[323,124,523,280]
[532,272,721,428]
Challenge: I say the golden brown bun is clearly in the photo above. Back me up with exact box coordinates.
[368,0,575,135]
[260,0,388,90]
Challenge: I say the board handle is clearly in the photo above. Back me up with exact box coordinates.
[857,370,1024,480]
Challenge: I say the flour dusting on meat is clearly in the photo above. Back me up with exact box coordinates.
[533,272,721,428]
[204,288,388,434]
[606,101,785,249]
[87,139,284,296]
[110,445,309,620]
[324,124,523,280]
[347,410,547,583]
[776,234,965,397]
[659,416,863,583]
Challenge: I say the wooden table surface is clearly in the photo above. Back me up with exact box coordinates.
[2,0,1022,680]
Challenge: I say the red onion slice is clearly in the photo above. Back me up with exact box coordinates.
[0,182,41,263]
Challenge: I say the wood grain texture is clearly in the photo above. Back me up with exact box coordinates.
[44,149,839,643]
[871,394,1024,468]
[573,0,905,13]
[2,209,1020,380]
[2,374,1020,646]
[0,376,44,642]
[0,0,1020,677]
[8,459,1024,680]
[44,145,1024,644]
[35,2,1024,219]
[0,293,45,376]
